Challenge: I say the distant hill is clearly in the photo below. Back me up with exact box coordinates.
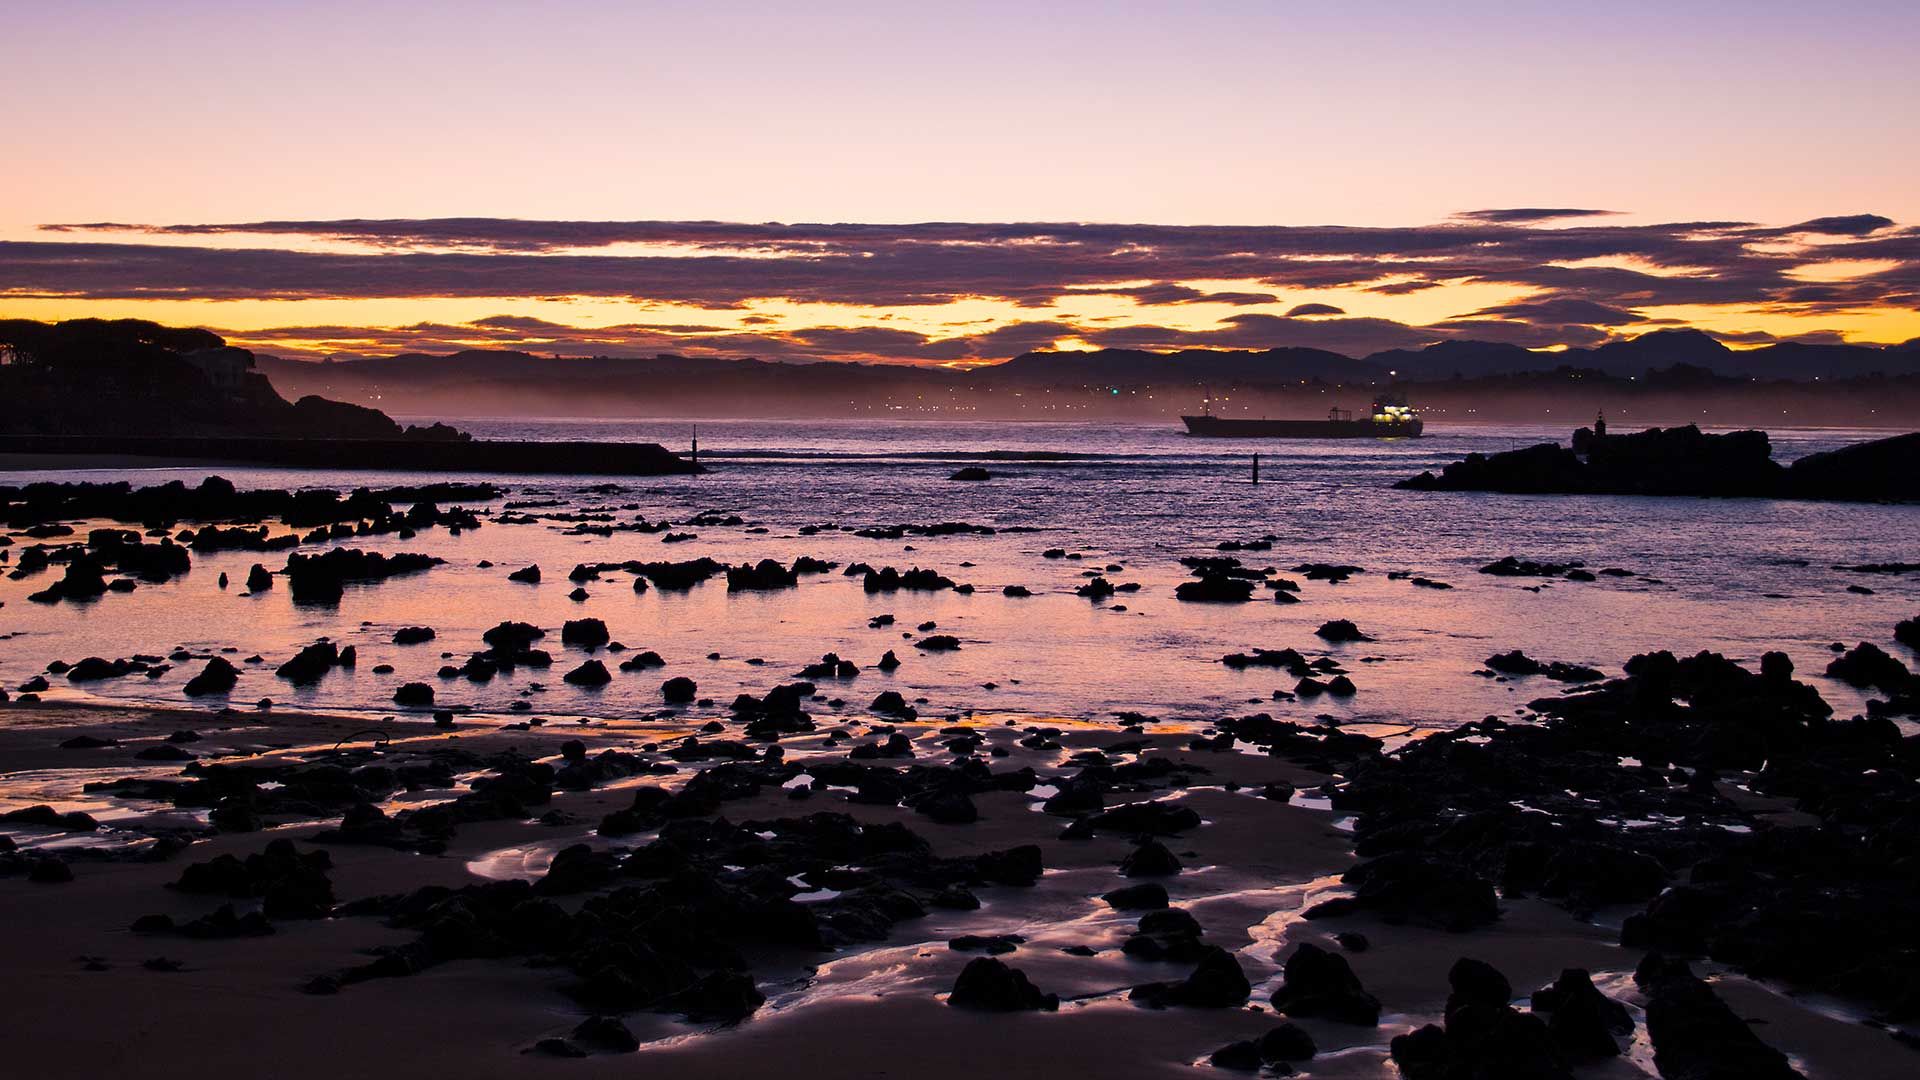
[1364,329,1920,380]
[0,318,464,440]
[254,350,968,419]
[17,318,1904,426]
[252,331,1920,426]
[991,346,1383,383]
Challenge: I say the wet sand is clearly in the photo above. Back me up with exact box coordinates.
[1,700,1912,1080]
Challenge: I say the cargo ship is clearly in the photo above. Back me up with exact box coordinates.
[1181,392,1424,438]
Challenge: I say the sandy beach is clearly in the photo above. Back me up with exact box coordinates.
[1,693,1913,1080]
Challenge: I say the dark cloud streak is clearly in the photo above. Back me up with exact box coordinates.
[10,210,1914,362]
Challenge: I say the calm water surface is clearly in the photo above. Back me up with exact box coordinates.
[2,419,1914,730]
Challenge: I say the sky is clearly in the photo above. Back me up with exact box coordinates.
[2,0,1917,363]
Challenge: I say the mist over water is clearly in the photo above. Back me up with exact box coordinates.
[2,419,1913,731]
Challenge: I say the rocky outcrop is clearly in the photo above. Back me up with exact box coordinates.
[0,321,698,474]
[0,318,463,441]
[283,549,442,604]
[1782,431,1920,502]
[1400,424,1918,502]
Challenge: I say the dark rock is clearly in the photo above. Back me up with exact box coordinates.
[561,618,610,648]
[947,957,1058,1011]
[176,903,275,940]
[393,682,435,706]
[484,621,545,651]
[3,805,101,831]
[1637,957,1799,1080]
[1478,556,1586,578]
[1782,430,1920,502]
[1176,575,1254,602]
[870,690,915,716]
[930,886,980,910]
[1119,839,1182,877]
[65,656,132,681]
[1087,799,1202,836]
[862,566,956,593]
[1209,1041,1263,1071]
[1446,957,1513,1015]
[1130,944,1250,1008]
[564,660,612,687]
[1076,576,1118,600]
[182,657,239,696]
[570,1015,638,1053]
[275,641,344,684]
[1483,650,1605,683]
[726,559,799,592]
[949,934,1023,955]
[1307,851,1499,932]
[172,839,333,918]
[917,791,978,825]
[28,858,75,883]
[1825,641,1910,692]
[283,549,441,604]
[527,1038,585,1058]
[60,734,119,749]
[1316,619,1372,643]
[1270,943,1380,1025]
[1258,1022,1318,1062]
[1102,882,1169,910]
[1401,425,1788,499]
[1531,967,1632,1058]
[1295,562,1364,582]
[1389,957,1571,1080]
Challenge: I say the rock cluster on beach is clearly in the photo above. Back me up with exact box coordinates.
[2,625,1912,1074]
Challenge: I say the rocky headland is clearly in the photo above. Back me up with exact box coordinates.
[1399,423,1920,502]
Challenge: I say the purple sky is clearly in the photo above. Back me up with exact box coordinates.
[2,1,1916,361]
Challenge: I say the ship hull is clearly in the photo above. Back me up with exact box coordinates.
[1180,415,1424,438]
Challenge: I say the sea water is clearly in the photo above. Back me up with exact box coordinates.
[1,419,1912,730]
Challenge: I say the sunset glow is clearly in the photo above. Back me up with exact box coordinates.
[3,2,1915,367]
[4,215,1916,365]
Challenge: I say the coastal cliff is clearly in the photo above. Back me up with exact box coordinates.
[0,318,466,441]
[0,319,697,475]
